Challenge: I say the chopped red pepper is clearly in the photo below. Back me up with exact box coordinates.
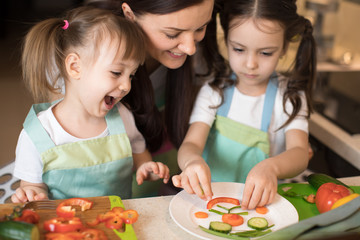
[44,217,84,233]
[45,229,108,240]
[13,209,40,224]
[120,209,139,224]
[56,198,93,218]
[87,207,138,230]
[206,197,240,209]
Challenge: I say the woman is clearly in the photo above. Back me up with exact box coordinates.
[87,0,215,197]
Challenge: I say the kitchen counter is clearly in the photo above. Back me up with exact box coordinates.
[124,176,360,240]
[309,112,360,170]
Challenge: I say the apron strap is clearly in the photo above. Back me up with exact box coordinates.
[217,72,278,132]
[217,73,237,117]
[23,103,56,153]
[260,73,278,132]
[105,105,126,135]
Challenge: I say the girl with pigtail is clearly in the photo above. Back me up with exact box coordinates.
[12,6,170,202]
[173,0,317,210]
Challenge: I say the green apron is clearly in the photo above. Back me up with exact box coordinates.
[203,74,278,183]
[23,103,133,200]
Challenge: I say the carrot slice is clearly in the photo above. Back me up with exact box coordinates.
[194,211,209,219]
[222,213,244,226]
[255,206,269,214]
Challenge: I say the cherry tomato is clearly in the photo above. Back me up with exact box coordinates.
[315,182,351,213]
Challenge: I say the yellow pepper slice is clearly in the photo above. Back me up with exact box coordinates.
[331,193,360,210]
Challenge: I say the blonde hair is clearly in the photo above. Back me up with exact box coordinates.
[22,6,146,102]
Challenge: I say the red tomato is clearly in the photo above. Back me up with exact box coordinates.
[315,182,351,213]
[222,214,244,226]
[56,198,93,218]
[206,197,240,209]
[44,217,84,233]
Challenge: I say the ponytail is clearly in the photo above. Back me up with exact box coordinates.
[282,16,317,128]
[22,19,65,103]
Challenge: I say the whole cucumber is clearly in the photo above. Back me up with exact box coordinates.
[307,173,354,193]
[0,221,39,240]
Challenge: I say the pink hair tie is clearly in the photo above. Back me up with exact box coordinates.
[62,20,69,30]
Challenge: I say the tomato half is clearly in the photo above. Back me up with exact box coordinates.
[206,197,240,209]
[315,182,351,213]
[44,217,84,233]
[222,214,244,226]
[56,198,93,218]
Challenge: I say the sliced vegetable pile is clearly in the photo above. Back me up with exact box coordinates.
[0,197,139,240]
[197,197,274,239]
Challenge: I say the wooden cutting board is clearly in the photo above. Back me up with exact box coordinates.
[0,195,137,240]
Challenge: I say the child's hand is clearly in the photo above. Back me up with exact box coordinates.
[172,159,213,201]
[11,187,48,203]
[136,161,170,185]
[241,161,277,210]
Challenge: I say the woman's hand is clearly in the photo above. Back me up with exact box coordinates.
[172,158,213,201]
[11,181,48,203]
[136,161,170,185]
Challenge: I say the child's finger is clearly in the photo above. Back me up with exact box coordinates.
[24,189,36,202]
[34,192,48,201]
[199,179,212,201]
[14,188,28,203]
[136,170,148,185]
[241,182,255,210]
[172,175,182,188]
[188,174,206,200]
[181,175,196,195]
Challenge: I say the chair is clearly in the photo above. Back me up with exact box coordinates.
[0,161,19,203]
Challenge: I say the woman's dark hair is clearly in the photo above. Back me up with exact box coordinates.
[87,0,208,150]
[207,0,317,128]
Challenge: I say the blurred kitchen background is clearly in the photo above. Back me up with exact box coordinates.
[0,0,360,200]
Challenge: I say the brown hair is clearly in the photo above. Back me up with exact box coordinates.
[206,0,316,128]
[88,0,211,150]
[22,6,146,103]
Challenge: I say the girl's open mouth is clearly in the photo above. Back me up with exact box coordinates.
[105,96,115,109]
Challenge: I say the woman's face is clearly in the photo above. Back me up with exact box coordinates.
[123,0,214,69]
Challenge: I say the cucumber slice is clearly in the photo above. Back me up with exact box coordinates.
[247,217,268,230]
[209,221,232,234]
[0,221,39,240]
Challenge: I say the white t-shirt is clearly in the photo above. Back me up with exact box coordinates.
[190,78,309,157]
[14,102,146,184]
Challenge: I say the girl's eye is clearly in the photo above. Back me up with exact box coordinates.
[111,71,121,76]
[233,47,244,53]
[261,52,273,56]
[129,74,135,80]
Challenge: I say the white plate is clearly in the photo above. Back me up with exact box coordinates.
[169,182,298,240]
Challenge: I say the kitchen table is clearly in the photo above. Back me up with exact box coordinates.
[123,176,360,240]
[0,176,359,239]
